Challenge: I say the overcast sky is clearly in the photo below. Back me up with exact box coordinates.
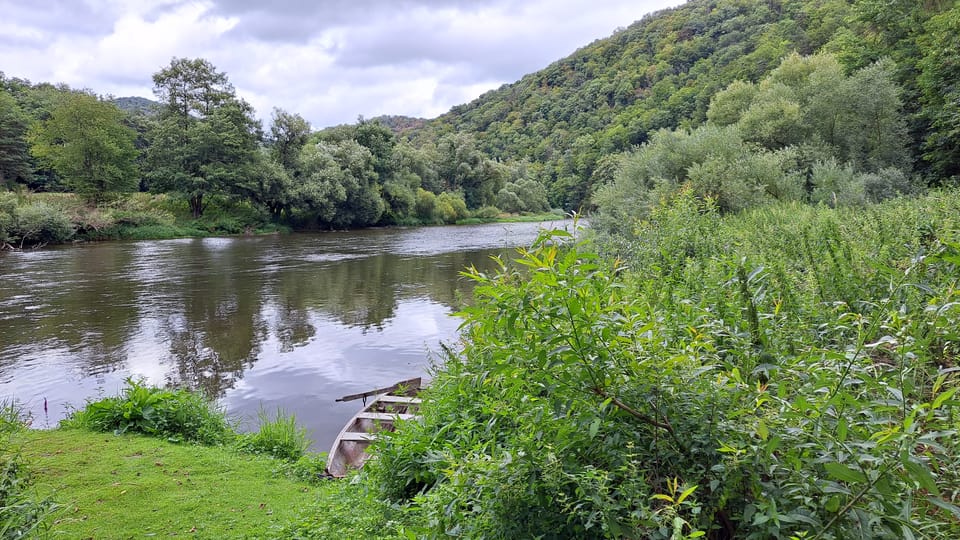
[1,0,685,129]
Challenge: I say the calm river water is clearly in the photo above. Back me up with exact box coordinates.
[0,220,574,450]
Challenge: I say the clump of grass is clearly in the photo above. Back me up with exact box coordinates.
[276,453,328,484]
[62,378,233,445]
[0,400,29,435]
[277,479,409,539]
[236,408,309,461]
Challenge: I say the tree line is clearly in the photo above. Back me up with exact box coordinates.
[0,59,552,236]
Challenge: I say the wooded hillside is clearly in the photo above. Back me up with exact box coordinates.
[406,0,957,209]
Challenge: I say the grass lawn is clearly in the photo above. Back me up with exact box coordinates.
[10,428,400,539]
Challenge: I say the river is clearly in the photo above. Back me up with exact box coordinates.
[0,220,575,450]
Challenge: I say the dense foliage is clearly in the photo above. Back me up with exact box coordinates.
[64,378,234,445]
[144,58,262,219]
[592,52,917,231]
[63,379,309,461]
[29,92,139,202]
[0,401,58,539]
[370,190,960,538]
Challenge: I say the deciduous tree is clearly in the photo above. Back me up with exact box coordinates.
[0,90,33,188]
[145,58,261,218]
[28,93,138,201]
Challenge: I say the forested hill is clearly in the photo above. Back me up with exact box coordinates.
[111,96,159,115]
[406,0,956,209]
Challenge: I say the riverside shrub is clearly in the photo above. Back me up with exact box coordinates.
[370,192,960,539]
[63,379,233,445]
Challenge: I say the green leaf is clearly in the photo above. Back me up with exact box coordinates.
[823,462,866,484]
[836,417,848,442]
[931,387,958,411]
[589,418,601,438]
[903,459,940,496]
[676,485,698,505]
[926,497,960,520]
[756,420,768,441]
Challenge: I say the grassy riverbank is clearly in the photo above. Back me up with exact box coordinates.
[0,383,408,539]
[5,428,405,538]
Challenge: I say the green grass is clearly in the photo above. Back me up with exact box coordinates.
[235,408,310,461]
[9,428,405,539]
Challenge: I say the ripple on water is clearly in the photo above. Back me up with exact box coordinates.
[302,252,367,263]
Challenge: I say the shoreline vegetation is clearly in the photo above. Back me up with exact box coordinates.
[0,190,567,251]
[1,381,410,539]
[4,189,959,538]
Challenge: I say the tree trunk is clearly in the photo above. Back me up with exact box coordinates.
[190,193,204,218]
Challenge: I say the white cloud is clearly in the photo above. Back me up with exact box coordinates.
[0,0,686,127]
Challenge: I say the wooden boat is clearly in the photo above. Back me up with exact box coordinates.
[325,377,422,478]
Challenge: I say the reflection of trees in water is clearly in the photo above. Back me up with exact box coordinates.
[1,236,517,398]
[157,240,268,397]
[269,248,507,347]
[274,304,315,353]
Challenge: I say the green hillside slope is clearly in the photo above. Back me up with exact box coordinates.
[408,0,954,209]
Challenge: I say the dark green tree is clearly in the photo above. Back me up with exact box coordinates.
[268,108,310,173]
[917,6,960,181]
[246,152,293,219]
[294,140,383,227]
[28,93,138,201]
[145,58,261,217]
[0,90,33,188]
[436,133,505,209]
[354,118,397,182]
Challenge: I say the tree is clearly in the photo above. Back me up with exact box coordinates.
[354,118,397,182]
[0,90,33,188]
[392,142,441,193]
[145,58,261,217]
[246,152,293,219]
[28,93,138,201]
[710,53,909,172]
[268,108,310,172]
[152,58,234,120]
[294,140,384,228]
[917,6,960,181]
[436,133,506,209]
[496,179,550,214]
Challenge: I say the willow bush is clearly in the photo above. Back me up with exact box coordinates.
[370,190,960,539]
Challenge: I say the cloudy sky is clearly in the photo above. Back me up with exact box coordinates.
[1,0,685,129]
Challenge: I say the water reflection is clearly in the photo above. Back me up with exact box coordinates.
[0,221,571,448]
